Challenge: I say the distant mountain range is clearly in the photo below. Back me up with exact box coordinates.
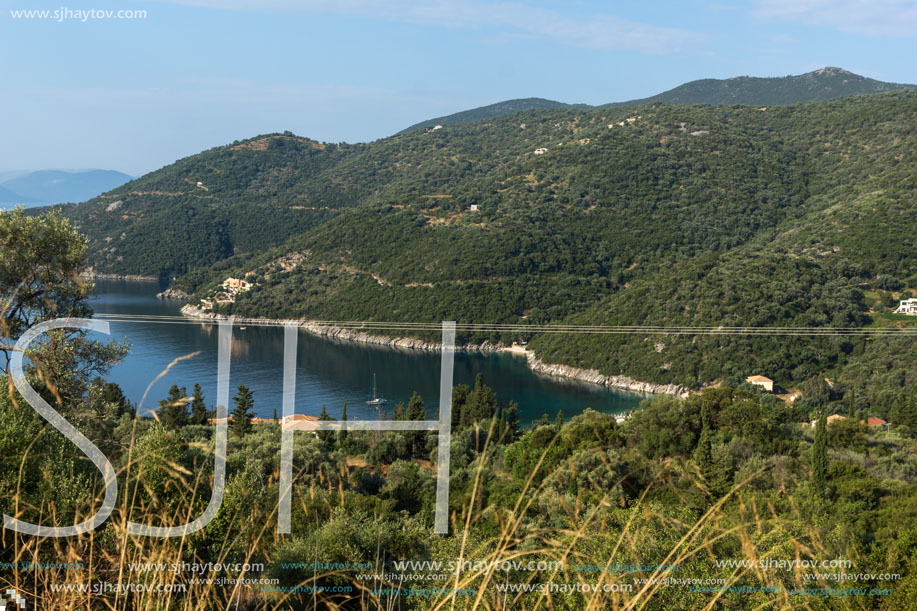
[0,184,34,205]
[397,67,914,133]
[0,169,133,206]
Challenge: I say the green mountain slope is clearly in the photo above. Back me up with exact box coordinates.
[393,68,914,135]
[207,92,917,390]
[396,97,586,135]
[532,92,917,387]
[56,90,917,393]
[606,67,914,107]
[57,134,360,278]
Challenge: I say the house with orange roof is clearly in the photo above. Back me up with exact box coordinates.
[860,416,890,429]
[281,413,321,432]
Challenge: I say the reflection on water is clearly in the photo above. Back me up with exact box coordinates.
[91,279,646,425]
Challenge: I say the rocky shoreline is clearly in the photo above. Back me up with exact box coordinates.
[84,272,159,281]
[156,287,191,300]
[525,354,686,396]
[179,304,502,351]
[180,304,685,396]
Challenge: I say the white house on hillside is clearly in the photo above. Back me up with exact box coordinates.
[895,298,917,315]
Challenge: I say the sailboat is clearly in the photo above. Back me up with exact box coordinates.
[366,373,387,406]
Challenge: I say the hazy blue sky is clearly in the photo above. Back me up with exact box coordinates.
[2,0,916,175]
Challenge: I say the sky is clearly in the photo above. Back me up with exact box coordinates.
[1,0,916,175]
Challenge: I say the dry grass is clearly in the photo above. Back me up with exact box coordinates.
[0,342,840,610]
[0,414,839,611]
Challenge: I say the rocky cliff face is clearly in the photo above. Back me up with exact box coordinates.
[180,304,684,396]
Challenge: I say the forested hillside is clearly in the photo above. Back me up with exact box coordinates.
[57,134,357,277]
[396,97,587,134]
[607,66,914,107]
[56,90,917,393]
[394,67,913,134]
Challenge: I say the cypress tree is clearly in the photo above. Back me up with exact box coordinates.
[695,423,714,485]
[317,404,335,446]
[407,392,425,420]
[190,383,208,425]
[159,384,189,430]
[895,394,917,436]
[338,403,348,448]
[230,385,255,437]
[468,374,498,422]
[452,384,470,428]
[699,398,713,430]
[812,410,828,495]
[505,401,520,439]
[904,395,917,435]
[694,400,717,493]
[407,392,425,457]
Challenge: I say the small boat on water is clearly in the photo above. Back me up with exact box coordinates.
[366,373,387,406]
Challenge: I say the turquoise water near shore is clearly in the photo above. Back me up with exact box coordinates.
[90,279,645,425]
